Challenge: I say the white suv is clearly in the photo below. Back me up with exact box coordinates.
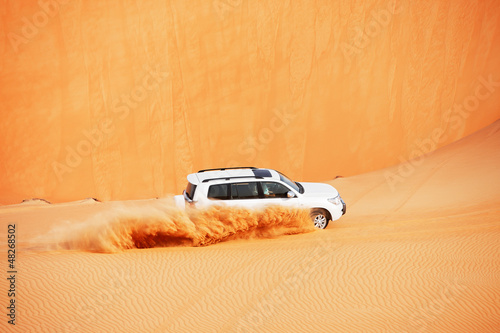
[174,167,346,229]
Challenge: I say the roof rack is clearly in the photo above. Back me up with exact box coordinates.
[202,175,263,183]
[198,166,257,173]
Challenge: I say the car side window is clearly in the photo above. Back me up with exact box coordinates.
[207,184,229,200]
[261,182,291,198]
[230,182,259,199]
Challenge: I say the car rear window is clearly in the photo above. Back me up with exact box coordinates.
[208,184,229,200]
[185,182,197,200]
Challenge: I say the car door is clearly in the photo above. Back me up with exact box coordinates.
[259,181,300,209]
[207,181,262,208]
[222,181,264,209]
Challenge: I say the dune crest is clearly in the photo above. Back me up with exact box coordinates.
[38,202,315,253]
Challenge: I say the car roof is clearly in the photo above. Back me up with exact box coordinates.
[187,168,280,185]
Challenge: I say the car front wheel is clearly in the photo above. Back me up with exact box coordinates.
[310,208,329,229]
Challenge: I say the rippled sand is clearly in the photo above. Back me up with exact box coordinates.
[1,120,499,332]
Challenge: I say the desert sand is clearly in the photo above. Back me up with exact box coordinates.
[0,119,499,332]
[1,0,500,204]
[1,1,500,332]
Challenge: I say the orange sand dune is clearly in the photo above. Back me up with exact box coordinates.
[1,0,500,204]
[0,119,499,332]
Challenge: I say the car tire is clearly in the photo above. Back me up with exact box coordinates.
[310,208,330,229]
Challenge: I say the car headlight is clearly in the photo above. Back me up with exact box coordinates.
[328,195,341,205]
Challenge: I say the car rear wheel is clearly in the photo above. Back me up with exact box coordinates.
[310,209,329,229]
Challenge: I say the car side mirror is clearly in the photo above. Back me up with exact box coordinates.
[287,191,296,198]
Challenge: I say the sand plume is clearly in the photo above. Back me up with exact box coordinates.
[38,201,315,253]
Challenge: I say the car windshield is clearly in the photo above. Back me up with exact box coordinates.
[278,172,303,194]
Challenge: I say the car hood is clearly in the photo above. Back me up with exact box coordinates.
[299,182,339,198]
